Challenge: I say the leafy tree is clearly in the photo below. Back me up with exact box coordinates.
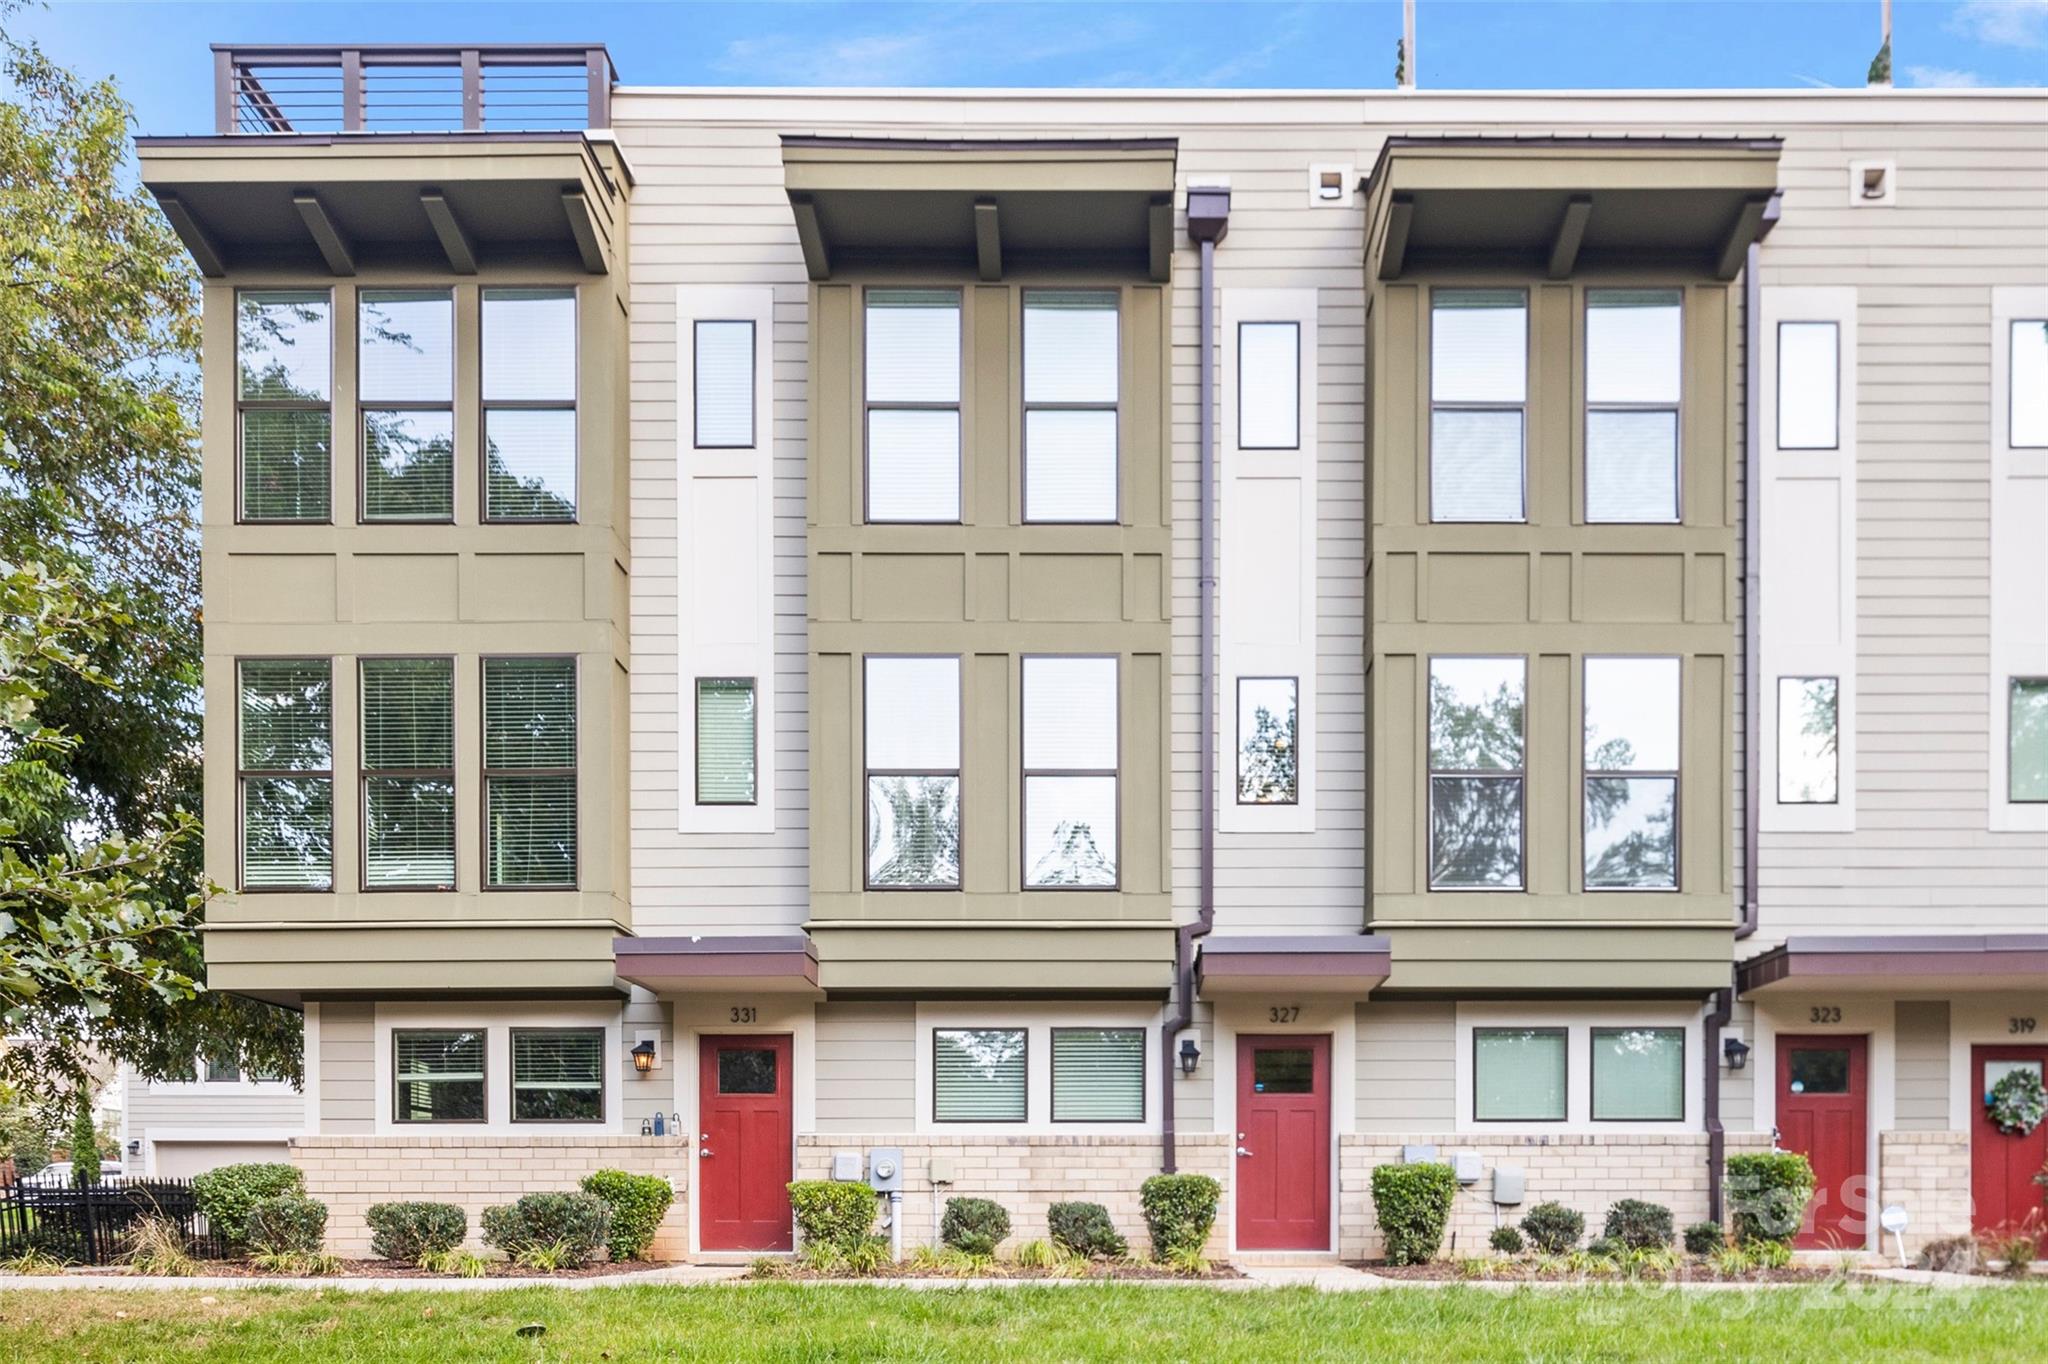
[1237,700,1297,803]
[0,11,300,1117]
[68,1095,99,1184]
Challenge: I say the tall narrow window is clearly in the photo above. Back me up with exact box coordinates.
[1052,1028,1145,1122]
[360,657,456,889]
[511,1028,605,1122]
[1584,656,1681,890]
[359,289,454,520]
[1777,676,1839,804]
[1023,656,1119,888]
[2013,319,2048,448]
[483,657,577,888]
[933,1028,1026,1122]
[1590,1027,1684,1121]
[865,289,961,522]
[864,656,961,887]
[1238,321,1300,450]
[239,659,333,890]
[482,288,577,521]
[1428,657,1525,890]
[1586,289,1682,522]
[1776,320,1839,450]
[695,677,757,805]
[1024,290,1120,522]
[1430,289,1526,522]
[393,1029,485,1123]
[694,320,756,448]
[1473,1028,1566,1122]
[237,290,332,522]
[2012,677,2048,803]
[1236,676,1299,804]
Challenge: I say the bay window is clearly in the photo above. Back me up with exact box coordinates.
[1586,289,1682,523]
[1428,656,1525,890]
[239,658,333,890]
[237,289,332,523]
[864,656,961,888]
[359,288,455,521]
[1430,289,1526,522]
[1023,290,1119,522]
[865,289,961,522]
[1022,656,1119,888]
[482,288,577,522]
[483,657,578,888]
[360,657,456,889]
[1583,656,1681,890]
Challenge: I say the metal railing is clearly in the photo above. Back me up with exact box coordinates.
[212,44,613,135]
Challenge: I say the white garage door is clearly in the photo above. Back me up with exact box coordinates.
[153,1141,291,1179]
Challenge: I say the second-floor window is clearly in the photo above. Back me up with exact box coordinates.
[361,657,456,890]
[483,657,578,888]
[1777,676,1839,805]
[864,655,961,888]
[1022,656,1119,888]
[1430,289,1526,523]
[1583,656,1681,890]
[359,289,455,521]
[2013,677,2047,803]
[695,678,758,805]
[1585,289,1682,523]
[1237,676,1299,805]
[482,288,577,522]
[1428,656,1525,890]
[865,289,961,523]
[1023,290,1120,523]
[237,290,332,523]
[238,658,334,890]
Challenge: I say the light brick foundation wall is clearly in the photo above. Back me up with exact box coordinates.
[796,1135,1231,1259]
[292,1136,691,1260]
[1878,1130,1973,1255]
[1337,1133,1774,1261]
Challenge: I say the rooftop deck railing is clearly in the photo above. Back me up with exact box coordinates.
[212,43,613,135]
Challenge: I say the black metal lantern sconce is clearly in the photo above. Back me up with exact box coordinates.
[1178,1036,1202,1077]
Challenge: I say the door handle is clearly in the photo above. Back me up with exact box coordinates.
[1236,1146,1254,1157]
[700,1148,713,1158]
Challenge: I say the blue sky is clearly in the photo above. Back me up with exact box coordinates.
[12,0,2045,135]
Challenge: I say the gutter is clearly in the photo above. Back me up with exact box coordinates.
[1161,184,1230,1174]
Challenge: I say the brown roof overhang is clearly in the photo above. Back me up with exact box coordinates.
[1738,934,2048,997]
[1196,934,1393,998]
[614,934,821,996]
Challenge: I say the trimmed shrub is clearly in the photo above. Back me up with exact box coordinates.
[1519,1201,1585,1255]
[1047,1201,1127,1259]
[479,1192,611,1267]
[787,1181,876,1255]
[1488,1224,1524,1255]
[366,1202,467,1262]
[941,1197,1012,1257]
[192,1163,305,1245]
[244,1194,327,1255]
[1683,1221,1724,1256]
[1139,1174,1221,1262]
[1602,1199,1674,1251]
[580,1170,674,1262]
[1369,1163,1458,1266]
[1724,1152,1815,1247]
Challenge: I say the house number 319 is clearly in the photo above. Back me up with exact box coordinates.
[2011,1017,2037,1034]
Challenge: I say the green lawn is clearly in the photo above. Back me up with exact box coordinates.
[0,1283,2038,1363]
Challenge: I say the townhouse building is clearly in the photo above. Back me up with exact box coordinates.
[134,43,2045,1260]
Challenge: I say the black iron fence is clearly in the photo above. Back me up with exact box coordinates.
[0,1176,233,1266]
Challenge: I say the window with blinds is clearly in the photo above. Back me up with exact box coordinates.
[393,1029,485,1123]
[864,289,961,522]
[1586,289,1683,523]
[1428,656,1524,890]
[1473,1027,1566,1121]
[1583,657,1681,890]
[483,657,577,888]
[237,290,332,523]
[1430,289,1526,522]
[1590,1027,1684,1121]
[482,288,577,522]
[1022,656,1119,888]
[1238,321,1300,451]
[1024,290,1119,522]
[239,658,333,890]
[865,656,961,888]
[932,1028,1027,1122]
[360,289,455,521]
[361,658,455,889]
[512,1027,605,1122]
[695,678,756,805]
[694,320,756,448]
[1051,1028,1144,1122]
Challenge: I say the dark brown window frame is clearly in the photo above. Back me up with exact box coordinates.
[862,653,964,892]
[1049,1026,1146,1124]
[1471,1025,1568,1123]
[1235,674,1301,806]
[692,318,758,450]
[1583,285,1686,525]
[1588,1025,1687,1123]
[1020,653,1121,892]
[235,654,335,894]
[1427,286,1529,525]
[481,653,580,891]
[391,1026,488,1125]
[358,285,458,526]
[234,287,336,526]
[479,284,580,525]
[1021,287,1122,526]
[1426,653,1527,893]
[694,675,760,807]
[358,654,458,893]
[931,1026,1029,1124]
[1581,654,1683,894]
[509,1024,607,1125]
[861,286,965,526]
[1236,318,1302,453]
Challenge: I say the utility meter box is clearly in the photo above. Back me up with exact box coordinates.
[867,1146,904,1192]
[830,1151,863,1182]
[1492,1165,1526,1206]
[1451,1151,1483,1184]
[1401,1144,1438,1165]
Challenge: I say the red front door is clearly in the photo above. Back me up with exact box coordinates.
[1235,1034,1331,1251]
[1971,1044,2048,1245]
[1775,1033,1869,1249]
[698,1034,793,1251]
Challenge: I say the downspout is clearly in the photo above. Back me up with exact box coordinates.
[1736,198,1779,938]
[1162,186,1230,1173]
[1704,985,1732,1224]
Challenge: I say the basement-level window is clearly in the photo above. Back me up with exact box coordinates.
[1051,1028,1145,1123]
[1473,1027,1566,1122]
[393,1029,486,1123]
[359,289,455,521]
[237,290,332,523]
[1590,1027,1684,1121]
[1428,656,1525,890]
[1586,289,1682,523]
[2013,677,2048,803]
[1024,290,1120,522]
[933,1028,1027,1122]
[1430,289,1526,523]
[1022,656,1120,888]
[361,657,456,889]
[865,289,961,523]
[1777,676,1839,805]
[239,658,334,890]
[865,656,962,888]
[511,1028,605,1123]
[482,288,577,522]
[483,657,578,888]
[1583,657,1680,890]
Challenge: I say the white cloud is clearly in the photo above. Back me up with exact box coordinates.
[1947,0,2048,49]
[1904,64,1986,86]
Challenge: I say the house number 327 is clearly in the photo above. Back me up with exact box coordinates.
[1268,1005,1301,1023]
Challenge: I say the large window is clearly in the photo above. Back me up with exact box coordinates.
[1024,290,1120,522]
[511,1028,604,1123]
[237,290,332,523]
[1776,320,1839,450]
[1777,676,1839,805]
[359,289,454,521]
[865,289,961,522]
[1430,289,1526,522]
[360,658,456,889]
[483,657,577,888]
[1051,1028,1145,1123]
[2013,677,2048,803]
[932,1028,1027,1122]
[1583,657,1681,890]
[1473,1028,1566,1122]
[1022,656,1119,888]
[693,319,756,448]
[393,1029,485,1123]
[1236,676,1299,805]
[695,678,757,805]
[2013,319,2048,448]
[1238,321,1300,450]
[864,656,961,888]
[1428,657,1525,890]
[1590,1027,1684,1121]
[482,288,577,522]
[1586,289,1682,523]
[239,659,333,890]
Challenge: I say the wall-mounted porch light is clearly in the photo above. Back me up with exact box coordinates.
[1179,1036,1202,1077]
[1723,1036,1751,1071]
[631,1040,658,1074]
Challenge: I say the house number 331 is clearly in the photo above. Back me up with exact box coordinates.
[729,1006,757,1023]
